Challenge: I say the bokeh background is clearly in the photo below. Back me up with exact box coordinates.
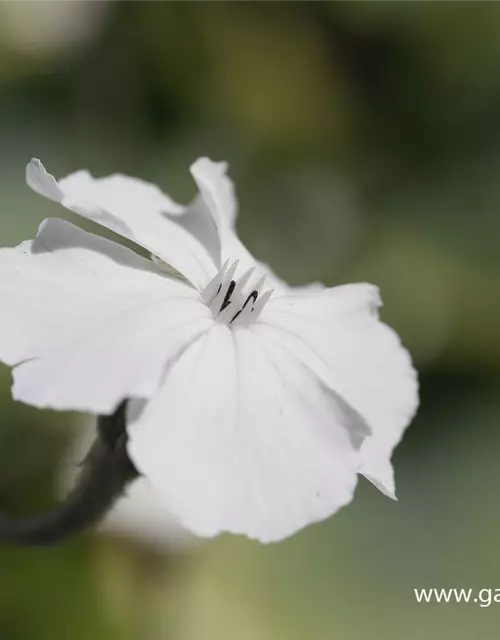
[0,1,500,638]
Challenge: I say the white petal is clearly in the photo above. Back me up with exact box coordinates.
[258,283,419,498]
[26,159,221,290]
[190,157,237,229]
[188,158,287,292]
[127,324,359,543]
[173,159,287,292]
[164,157,238,266]
[0,218,211,413]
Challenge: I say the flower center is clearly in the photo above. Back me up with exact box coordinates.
[201,260,273,328]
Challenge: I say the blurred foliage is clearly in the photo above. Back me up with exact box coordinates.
[0,1,499,639]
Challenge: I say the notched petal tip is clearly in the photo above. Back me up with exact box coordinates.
[342,282,382,314]
[190,156,229,179]
[26,158,64,203]
[189,156,238,228]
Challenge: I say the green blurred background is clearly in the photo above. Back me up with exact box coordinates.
[0,1,500,638]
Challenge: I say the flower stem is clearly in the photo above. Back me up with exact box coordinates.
[0,402,138,546]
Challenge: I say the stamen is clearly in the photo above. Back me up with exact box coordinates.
[225,260,239,282]
[209,260,239,315]
[252,275,267,296]
[242,290,258,309]
[251,288,273,319]
[204,260,272,327]
[220,280,235,311]
[230,290,259,324]
[202,259,229,304]
[231,267,255,300]
[230,309,243,323]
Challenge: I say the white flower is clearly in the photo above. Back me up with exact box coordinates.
[0,157,418,543]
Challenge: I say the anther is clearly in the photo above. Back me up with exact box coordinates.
[242,290,258,309]
[230,290,259,324]
[220,280,235,312]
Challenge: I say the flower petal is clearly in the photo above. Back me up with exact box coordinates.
[0,218,211,413]
[188,160,287,289]
[26,159,222,290]
[189,157,237,229]
[257,283,419,498]
[184,157,286,291]
[127,324,359,543]
[27,157,290,293]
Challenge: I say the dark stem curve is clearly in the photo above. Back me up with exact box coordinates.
[0,402,139,546]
